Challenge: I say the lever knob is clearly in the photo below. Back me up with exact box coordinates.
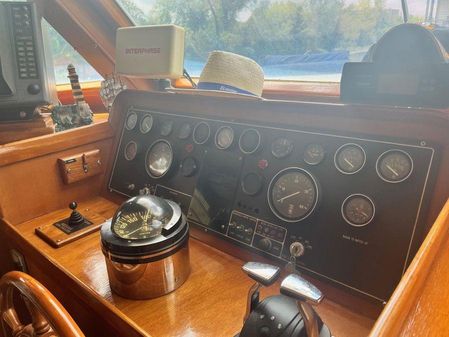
[280,273,323,305]
[242,262,280,287]
[68,201,85,227]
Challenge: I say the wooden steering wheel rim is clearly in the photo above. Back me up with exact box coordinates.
[0,271,85,337]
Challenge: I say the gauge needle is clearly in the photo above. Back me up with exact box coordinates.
[122,227,141,238]
[344,158,354,168]
[361,211,369,217]
[386,164,399,176]
[277,191,300,202]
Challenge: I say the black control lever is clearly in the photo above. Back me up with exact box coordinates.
[280,273,323,337]
[242,262,280,323]
[68,202,85,227]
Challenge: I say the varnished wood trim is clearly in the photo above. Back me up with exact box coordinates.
[0,122,114,168]
[369,198,449,336]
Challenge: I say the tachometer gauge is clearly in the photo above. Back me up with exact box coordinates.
[125,112,138,131]
[215,126,234,150]
[376,149,413,183]
[304,143,325,165]
[145,140,173,178]
[335,143,366,174]
[268,168,318,222]
[160,120,174,136]
[124,141,138,161]
[239,128,261,154]
[271,137,294,159]
[342,194,375,227]
[193,122,210,144]
[140,114,153,134]
[178,123,192,140]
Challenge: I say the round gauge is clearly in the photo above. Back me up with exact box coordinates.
[334,143,366,174]
[180,156,198,177]
[241,172,263,196]
[304,143,325,165]
[145,140,173,178]
[125,112,138,130]
[376,150,413,183]
[215,126,234,150]
[342,194,375,227]
[160,120,174,136]
[124,141,138,161]
[239,128,261,154]
[271,138,294,159]
[139,114,153,134]
[112,209,164,240]
[178,123,192,140]
[193,122,211,145]
[268,168,318,222]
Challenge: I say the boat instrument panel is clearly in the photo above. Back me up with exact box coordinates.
[108,97,437,303]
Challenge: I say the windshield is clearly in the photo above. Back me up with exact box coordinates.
[117,0,428,82]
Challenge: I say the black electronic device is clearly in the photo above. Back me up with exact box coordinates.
[341,23,449,108]
[0,1,56,121]
[108,105,437,303]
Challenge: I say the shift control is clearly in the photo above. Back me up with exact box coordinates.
[68,202,85,227]
[280,274,324,337]
[242,262,280,323]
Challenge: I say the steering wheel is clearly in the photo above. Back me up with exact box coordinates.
[0,271,85,337]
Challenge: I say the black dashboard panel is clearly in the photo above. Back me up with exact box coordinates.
[109,106,436,302]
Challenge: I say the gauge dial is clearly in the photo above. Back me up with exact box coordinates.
[178,123,192,140]
[241,172,263,196]
[376,150,413,183]
[215,126,234,150]
[124,141,138,161]
[335,143,366,174]
[125,112,138,130]
[112,210,164,240]
[145,140,173,178]
[304,143,325,165]
[271,138,294,159]
[180,156,198,177]
[193,122,210,144]
[342,194,375,227]
[160,120,174,136]
[239,128,261,154]
[140,114,153,134]
[268,168,318,222]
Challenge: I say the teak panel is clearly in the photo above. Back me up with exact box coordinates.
[6,197,376,337]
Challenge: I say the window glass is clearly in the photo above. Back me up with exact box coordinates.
[117,0,426,82]
[44,21,103,85]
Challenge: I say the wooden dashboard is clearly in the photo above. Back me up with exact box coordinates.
[0,90,449,337]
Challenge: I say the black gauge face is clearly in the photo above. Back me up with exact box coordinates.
[342,194,375,227]
[377,150,413,183]
[193,122,210,144]
[268,168,318,222]
[160,120,174,136]
[180,156,198,177]
[125,112,138,130]
[239,129,261,154]
[215,126,234,150]
[335,144,366,174]
[241,172,263,196]
[112,210,164,240]
[124,141,138,161]
[304,143,325,165]
[271,138,294,158]
[178,123,192,140]
[140,114,153,134]
[145,140,173,178]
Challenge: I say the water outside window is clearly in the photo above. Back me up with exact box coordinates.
[117,0,427,82]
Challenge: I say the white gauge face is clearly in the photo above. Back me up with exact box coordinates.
[124,141,138,161]
[125,112,138,130]
[342,194,375,227]
[145,140,173,178]
[377,150,413,183]
[140,114,154,134]
[268,168,318,222]
[178,123,192,140]
[193,122,210,144]
[160,120,174,136]
[215,126,234,150]
[335,144,366,174]
[304,143,325,165]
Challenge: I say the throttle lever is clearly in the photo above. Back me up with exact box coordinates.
[242,262,280,323]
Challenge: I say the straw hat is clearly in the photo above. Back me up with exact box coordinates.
[198,51,264,97]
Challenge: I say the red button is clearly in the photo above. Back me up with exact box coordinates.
[185,144,194,153]
[258,159,268,170]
